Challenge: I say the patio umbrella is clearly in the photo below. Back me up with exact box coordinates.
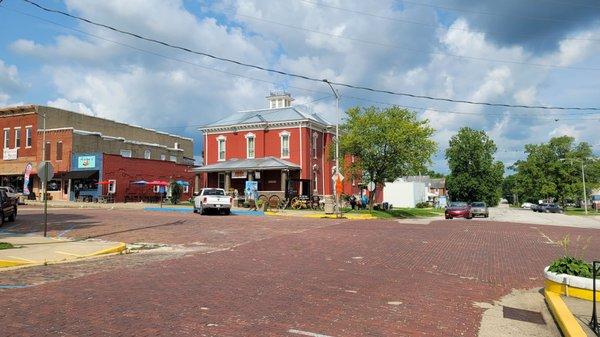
[175,180,189,186]
[147,180,169,186]
[96,181,110,185]
[132,180,148,185]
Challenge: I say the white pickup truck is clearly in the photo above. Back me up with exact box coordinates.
[193,188,232,215]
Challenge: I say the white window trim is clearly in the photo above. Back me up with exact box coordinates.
[160,154,166,161]
[144,149,151,160]
[217,135,226,162]
[120,149,132,158]
[245,132,255,159]
[279,131,290,159]
[183,185,189,193]
[14,127,21,149]
[108,180,117,194]
[312,132,318,159]
[25,126,32,148]
[3,128,9,149]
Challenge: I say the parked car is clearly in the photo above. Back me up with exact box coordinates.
[541,203,563,214]
[470,202,489,218]
[521,202,533,209]
[193,188,232,215]
[445,202,472,219]
[531,203,547,212]
[591,195,600,210]
[0,189,18,225]
[0,186,19,199]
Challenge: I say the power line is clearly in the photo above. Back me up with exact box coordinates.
[16,3,595,119]
[15,0,600,111]
[234,11,600,72]
[297,0,600,43]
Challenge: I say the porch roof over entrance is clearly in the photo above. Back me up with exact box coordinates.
[193,156,300,172]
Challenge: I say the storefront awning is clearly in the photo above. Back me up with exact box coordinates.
[62,170,99,180]
[193,156,300,173]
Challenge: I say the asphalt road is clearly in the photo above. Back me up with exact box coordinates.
[1,206,599,336]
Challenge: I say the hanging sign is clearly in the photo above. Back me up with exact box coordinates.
[231,170,247,179]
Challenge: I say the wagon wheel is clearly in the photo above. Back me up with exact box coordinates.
[291,197,302,210]
[258,194,268,204]
[268,195,281,210]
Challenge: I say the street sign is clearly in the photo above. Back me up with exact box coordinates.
[332,172,344,182]
[38,161,54,182]
[367,181,375,192]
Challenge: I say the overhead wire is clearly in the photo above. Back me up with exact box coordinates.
[16,0,600,112]
[296,0,600,43]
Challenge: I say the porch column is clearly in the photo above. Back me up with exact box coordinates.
[67,179,72,201]
[280,170,287,192]
[225,172,231,191]
[248,172,253,181]
[194,175,200,193]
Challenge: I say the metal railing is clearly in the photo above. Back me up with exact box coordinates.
[591,261,599,335]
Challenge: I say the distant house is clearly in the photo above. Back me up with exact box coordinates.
[382,175,446,208]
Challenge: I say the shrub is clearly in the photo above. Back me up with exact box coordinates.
[170,182,183,205]
[548,256,592,278]
[0,242,15,250]
[415,202,429,208]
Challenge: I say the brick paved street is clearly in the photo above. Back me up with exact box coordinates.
[1,206,599,336]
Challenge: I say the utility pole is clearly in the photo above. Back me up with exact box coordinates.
[324,79,341,218]
[581,160,588,215]
[41,111,48,237]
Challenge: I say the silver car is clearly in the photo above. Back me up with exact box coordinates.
[470,202,489,218]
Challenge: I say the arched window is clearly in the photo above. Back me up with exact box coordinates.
[279,131,290,159]
[245,133,256,159]
[217,135,226,161]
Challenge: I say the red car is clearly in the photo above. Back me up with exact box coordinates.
[445,202,472,219]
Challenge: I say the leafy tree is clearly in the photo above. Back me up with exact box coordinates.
[510,136,599,205]
[170,181,183,205]
[445,127,504,206]
[338,106,437,209]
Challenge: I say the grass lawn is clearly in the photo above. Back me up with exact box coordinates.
[564,208,600,216]
[343,207,445,219]
[0,242,15,250]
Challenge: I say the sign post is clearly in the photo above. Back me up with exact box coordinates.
[38,161,54,237]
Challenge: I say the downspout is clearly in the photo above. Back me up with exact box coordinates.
[321,129,325,194]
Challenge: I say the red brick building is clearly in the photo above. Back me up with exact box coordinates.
[196,92,357,198]
[1,105,195,202]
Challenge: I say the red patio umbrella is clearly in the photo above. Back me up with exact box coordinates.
[96,181,110,185]
[147,180,169,186]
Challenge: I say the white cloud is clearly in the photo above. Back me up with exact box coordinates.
[46,98,96,116]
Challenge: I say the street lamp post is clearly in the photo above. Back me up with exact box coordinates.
[324,80,341,217]
[41,111,49,236]
[561,157,596,215]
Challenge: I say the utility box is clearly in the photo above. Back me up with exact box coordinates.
[323,195,335,214]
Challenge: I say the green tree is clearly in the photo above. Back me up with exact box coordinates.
[511,136,599,205]
[338,106,437,209]
[445,127,504,206]
[170,181,183,205]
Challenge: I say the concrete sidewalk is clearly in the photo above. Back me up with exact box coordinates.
[0,234,126,268]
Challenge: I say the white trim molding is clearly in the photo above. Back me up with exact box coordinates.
[217,135,227,162]
[279,130,290,159]
[245,132,256,159]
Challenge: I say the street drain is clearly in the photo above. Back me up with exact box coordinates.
[502,306,545,325]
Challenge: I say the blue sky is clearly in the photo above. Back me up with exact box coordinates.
[1,0,599,172]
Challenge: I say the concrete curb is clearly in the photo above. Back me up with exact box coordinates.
[0,241,126,269]
[544,267,600,301]
[264,211,376,220]
[544,290,587,337]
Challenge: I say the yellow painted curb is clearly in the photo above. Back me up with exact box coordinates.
[84,242,127,257]
[264,211,376,220]
[545,279,600,301]
[0,259,33,268]
[545,290,587,337]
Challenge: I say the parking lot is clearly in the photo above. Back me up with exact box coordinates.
[1,206,599,336]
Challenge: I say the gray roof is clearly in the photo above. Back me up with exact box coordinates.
[193,156,300,172]
[200,106,331,129]
[403,175,445,188]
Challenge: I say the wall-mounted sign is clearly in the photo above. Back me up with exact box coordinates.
[254,171,261,179]
[231,170,247,179]
[77,156,96,169]
[3,148,17,160]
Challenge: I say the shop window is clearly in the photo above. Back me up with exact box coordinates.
[183,185,189,193]
[217,173,225,189]
[108,180,116,194]
[160,154,166,161]
[280,131,290,158]
[170,155,177,163]
[120,149,132,158]
[217,136,226,161]
[14,128,21,149]
[144,149,151,159]
[245,133,255,159]
[25,126,32,148]
[56,141,63,161]
[44,142,51,161]
[47,180,61,191]
[3,129,9,149]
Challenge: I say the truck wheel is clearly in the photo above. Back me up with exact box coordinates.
[8,207,16,222]
[225,209,231,215]
[200,206,205,215]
